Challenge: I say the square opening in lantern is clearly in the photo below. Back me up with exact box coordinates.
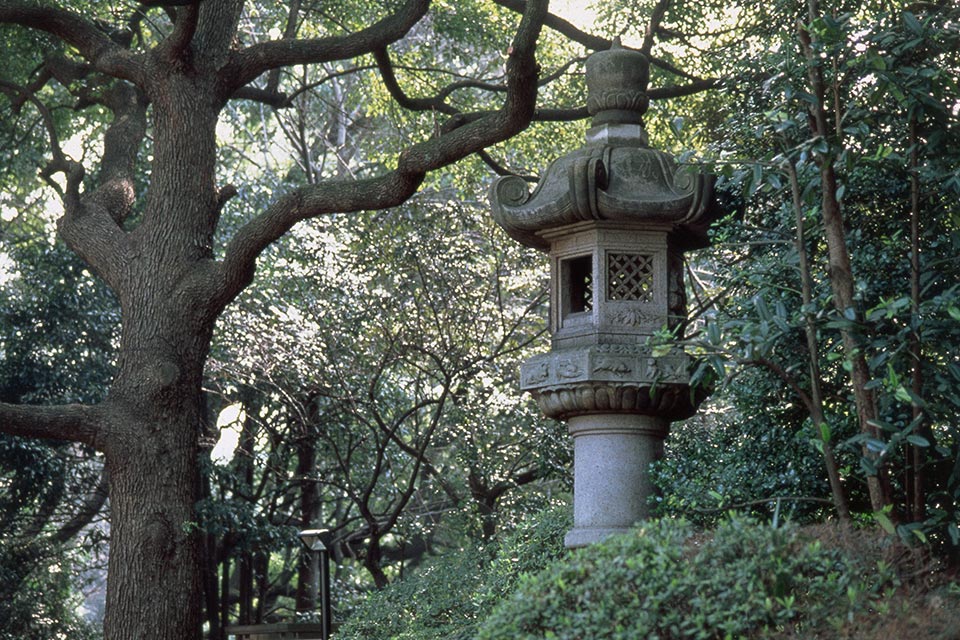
[560,254,593,319]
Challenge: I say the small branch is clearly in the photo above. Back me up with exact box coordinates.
[373,46,457,114]
[229,86,290,108]
[647,77,720,100]
[476,149,539,182]
[0,79,84,197]
[738,356,815,416]
[265,0,302,94]
[532,105,590,121]
[491,0,609,50]
[53,465,110,544]
[640,0,671,56]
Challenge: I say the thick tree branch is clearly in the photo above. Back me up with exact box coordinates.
[492,0,609,50]
[0,402,103,448]
[92,82,148,226]
[221,0,430,96]
[210,0,548,311]
[374,47,462,115]
[0,2,143,83]
[158,1,200,64]
[194,0,243,69]
[54,81,143,291]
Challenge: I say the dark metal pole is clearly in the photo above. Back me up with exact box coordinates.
[319,548,331,640]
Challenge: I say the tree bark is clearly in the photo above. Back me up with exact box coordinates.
[786,161,852,525]
[295,431,321,612]
[799,2,893,515]
[908,117,927,522]
[102,410,205,640]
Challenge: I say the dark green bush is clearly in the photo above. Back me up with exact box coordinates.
[336,505,571,640]
[652,409,832,526]
[334,544,487,640]
[475,516,881,640]
[476,504,572,610]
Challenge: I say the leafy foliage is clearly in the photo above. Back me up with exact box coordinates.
[653,409,831,525]
[672,0,960,549]
[336,504,570,640]
[475,515,921,640]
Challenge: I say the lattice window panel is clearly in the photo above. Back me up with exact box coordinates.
[607,253,654,302]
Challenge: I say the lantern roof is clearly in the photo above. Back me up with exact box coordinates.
[490,39,722,252]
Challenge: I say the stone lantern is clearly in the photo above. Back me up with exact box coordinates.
[490,41,722,548]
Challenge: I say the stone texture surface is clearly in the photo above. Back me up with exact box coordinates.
[564,414,668,547]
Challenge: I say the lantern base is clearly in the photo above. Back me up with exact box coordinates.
[565,413,668,548]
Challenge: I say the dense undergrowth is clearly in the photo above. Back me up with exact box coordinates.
[337,508,960,640]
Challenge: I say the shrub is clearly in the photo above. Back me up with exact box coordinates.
[476,504,571,609]
[336,505,571,640]
[334,545,487,640]
[475,515,884,640]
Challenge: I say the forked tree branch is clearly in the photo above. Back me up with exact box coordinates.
[492,0,609,50]
[221,0,430,96]
[0,2,143,83]
[210,0,549,312]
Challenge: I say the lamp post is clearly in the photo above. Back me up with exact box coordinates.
[298,529,332,640]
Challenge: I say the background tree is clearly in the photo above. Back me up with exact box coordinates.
[656,0,959,548]
[196,196,569,629]
[0,191,115,638]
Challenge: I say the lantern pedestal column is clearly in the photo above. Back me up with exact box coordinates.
[564,413,668,548]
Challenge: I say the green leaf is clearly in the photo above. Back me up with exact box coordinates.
[905,435,929,447]
[670,117,685,137]
[819,422,831,443]
[707,321,721,345]
[874,510,896,535]
[754,296,771,321]
[903,11,923,35]
[894,385,913,404]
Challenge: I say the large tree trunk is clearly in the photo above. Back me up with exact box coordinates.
[0,3,550,638]
[98,68,221,639]
[100,287,216,640]
[102,408,204,639]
